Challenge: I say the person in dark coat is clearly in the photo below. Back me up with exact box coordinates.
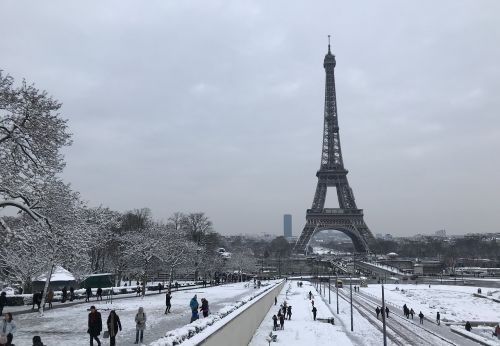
[85,287,92,302]
[419,311,424,324]
[279,313,285,330]
[410,308,415,319]
[69,287,75,302]
[106,310,122,346]
[96,288,103,301]
[200,298,209,318]
[87,306,102,346]
[272,315,278,331]
[157,283,162,294]
[312,306,317,320]
[465,321,472,332]
[274,297,277,305]
[385,306,390,318]
[32,292,42,310]
[0,292,7,316]
[165,291,172,314]
[375,306,381,319]
[436,312,440,325]
[286,305,292,320]
[32,335,44,346]
[61,287,68,303]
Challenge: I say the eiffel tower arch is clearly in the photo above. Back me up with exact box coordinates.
[294,40,376,254]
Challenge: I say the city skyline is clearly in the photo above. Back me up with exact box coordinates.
[1,1,499,237]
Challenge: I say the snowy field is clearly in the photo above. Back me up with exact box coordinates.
[363,284,500,323]
[11,282,264,346]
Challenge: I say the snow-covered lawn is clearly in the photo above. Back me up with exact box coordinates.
[249,281,354,346]
[11,282,265,346]
[363,284,500,323]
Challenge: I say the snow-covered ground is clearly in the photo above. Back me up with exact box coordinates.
[249,281,354,346]
[11,282,264,346]
[363,284,500,323]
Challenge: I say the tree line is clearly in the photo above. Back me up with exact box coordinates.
[0,71,256,314]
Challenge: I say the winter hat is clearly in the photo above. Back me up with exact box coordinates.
[90,306,96,310]
[194,295,197,299]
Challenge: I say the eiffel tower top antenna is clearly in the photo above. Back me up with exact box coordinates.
[328,35,331,53]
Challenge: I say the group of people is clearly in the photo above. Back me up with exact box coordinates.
[189,295,210,323]
[271,299,292,330]
[85,287,103,302]
[87,305,146,345]
[375,306,390,319]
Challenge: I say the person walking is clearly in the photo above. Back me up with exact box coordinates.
[157,283,162,294]
[46,289,54,309]
[274,297,277,305]
[279,313,285,330]
[419,311,424,324]
[272,315,278,331]
[165,291,172,314]
[61,287,68,303]
[403,304,407,317]
[375,306,381,319]
[200,298,209,318]
[308,291,312,300]
[106,310,122,346]
[189,295,199,323]
[87,306,102,346]
[385,306,390,318]
[465,321,472,332]
[0,312,16,346]
[436,312,440,326]
[134,307,146,344]
[312,306,317,321]
[96,288,103,301]
[85,287,92,302]
[69,286,75,302]
[493,323,500,339]
[286,305,292,320]
[32,292,41,310]
[0,293,6,316]
[410,308,415,319]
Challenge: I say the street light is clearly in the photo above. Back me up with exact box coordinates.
[350,252,354,332]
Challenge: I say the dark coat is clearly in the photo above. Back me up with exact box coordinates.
[165,293,171,306]
[107,312,122,337]
[88,311,102,336]
[0,293,7,307]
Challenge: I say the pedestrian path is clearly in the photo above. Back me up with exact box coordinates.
[249,281,353,346]
[5,283,212,316]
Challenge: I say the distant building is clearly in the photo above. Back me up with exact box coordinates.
[283,214,292,238]
[435,229,446,237]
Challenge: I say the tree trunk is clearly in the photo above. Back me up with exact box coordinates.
[38,263,54,317]
[168,266,174,290]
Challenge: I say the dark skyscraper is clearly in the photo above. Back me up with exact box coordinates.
[283,214,292,238]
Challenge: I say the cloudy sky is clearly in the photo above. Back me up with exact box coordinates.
[1,0,499,237]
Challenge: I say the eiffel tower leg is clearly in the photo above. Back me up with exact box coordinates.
[293,223,316,254]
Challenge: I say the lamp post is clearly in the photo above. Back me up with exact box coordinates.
[350,252,354,332]
[381,283,387,346]
[328,266,331,304]
[336,271,339,314]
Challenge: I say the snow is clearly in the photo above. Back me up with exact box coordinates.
[151,281,281,346]
[35,266,75,282]
[10,281,266,346]
[249,281,354,346]
[363,284,500,323]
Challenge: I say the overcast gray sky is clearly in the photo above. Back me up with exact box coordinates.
[1,0,499,237]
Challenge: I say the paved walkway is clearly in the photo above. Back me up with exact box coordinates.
[5,283,222,316]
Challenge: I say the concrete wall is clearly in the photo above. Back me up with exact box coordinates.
[197,281,285,346]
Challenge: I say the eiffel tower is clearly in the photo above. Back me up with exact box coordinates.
[294,39,376,254]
